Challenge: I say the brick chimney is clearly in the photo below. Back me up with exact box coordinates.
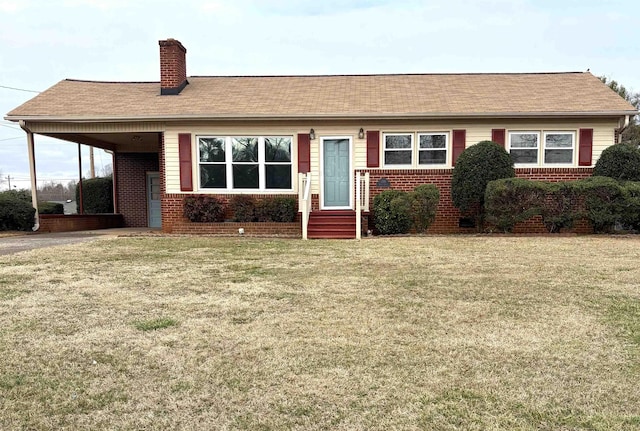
[159,38,188,95]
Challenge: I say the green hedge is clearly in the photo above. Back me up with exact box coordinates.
[229,195,256,222]
[38,201,64,215]
[540,182,580,233]
[593,143,640,181]
[0,191,35,231]
[483,177,640,234]
[183,196,225,222]
[451,141,515,228]
[255,196,297,222]
[374,185,440,235]
[575,176,626,233]
[373,190,412,235]
[410,184,440,233]
[75,177,113,214]
[485,178,547,232]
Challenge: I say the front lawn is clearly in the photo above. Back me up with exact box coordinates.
[0,236,639,430]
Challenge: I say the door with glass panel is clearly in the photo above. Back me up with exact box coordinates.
[147,172,161,228]
[322,137,351,208]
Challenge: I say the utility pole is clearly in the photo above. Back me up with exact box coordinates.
[6,175,12,190]
[89,146,95,178]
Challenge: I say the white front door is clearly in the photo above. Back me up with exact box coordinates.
[147,172,161,228]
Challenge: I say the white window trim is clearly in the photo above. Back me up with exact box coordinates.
[508,131,541,167]
[383,133,414,168]
[197,135,294,192]
[543,131,576,166]
[417,132,449,167]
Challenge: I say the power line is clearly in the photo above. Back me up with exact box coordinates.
[0,124,21,130]
[0,136,25,142]
[0,84,41,93]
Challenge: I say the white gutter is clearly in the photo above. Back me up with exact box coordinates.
[5,110,639,123]
[18,120,39,231]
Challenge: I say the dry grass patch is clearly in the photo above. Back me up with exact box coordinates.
[0,236,639,430]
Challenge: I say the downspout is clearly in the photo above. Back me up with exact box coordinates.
[615,115,631,143]
[18,120,39,231]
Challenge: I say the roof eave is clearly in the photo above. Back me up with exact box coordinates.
[5,110,638,123]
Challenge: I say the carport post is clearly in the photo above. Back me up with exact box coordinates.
[26,130,39,229]
[78,144,84,215]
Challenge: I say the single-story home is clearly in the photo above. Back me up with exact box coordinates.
[5,39,637,237]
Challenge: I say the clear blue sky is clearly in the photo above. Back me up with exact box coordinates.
[1,0,639,189]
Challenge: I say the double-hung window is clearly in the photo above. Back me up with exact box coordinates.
[418,133,448,165]
[199,137,227,188]
[508,132,540,165]
[198,136,292,190]
[543,132,574,164]
[383,134,413,166]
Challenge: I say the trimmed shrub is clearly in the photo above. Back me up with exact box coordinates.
[574,176,625,233]
[229,195,256,222]
[183,196,225,222]
[255,196,297,222]
[593,143,640,181]
[620,181,640,231]
[540,182,580,233]
[38,201,64,215]
[485,178,547,232]
[75,177,113,213]
[451,141,515,228]
[0,191,35,231]
[410,184,440,233]
[373,190,412,235]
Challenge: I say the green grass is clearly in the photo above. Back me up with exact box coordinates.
[0,236,639,430]
[134,317,178,331]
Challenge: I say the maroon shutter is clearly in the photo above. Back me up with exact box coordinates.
[578,128,593,166]
[491,129,506,147]
[178,133,193,191]
[452,129,466,166]
[366,130,380,167]
[297,133,311,173]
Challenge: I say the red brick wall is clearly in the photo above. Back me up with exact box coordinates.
[39,214,123,233]
[159,39,187,92]
[115,152,159,228]
[161,192,301,235]
[358,167,594,234]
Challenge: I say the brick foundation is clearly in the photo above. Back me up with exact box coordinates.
[115,152,160,227]
[161,193,302,236]
[38,214,123,233]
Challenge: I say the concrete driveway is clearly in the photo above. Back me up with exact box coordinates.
[0,228,155,256]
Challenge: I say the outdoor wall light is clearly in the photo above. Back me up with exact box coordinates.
[358,128,365,139]
[310,128,316,140]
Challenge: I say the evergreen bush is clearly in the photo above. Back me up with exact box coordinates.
[38,201,64,215]
[451,141,515,228]
[574,176,625,233]
[229,195,256,222]
[410,184,440,233]
[255,196,297,222]
[0,191,35,231]
[540,182,580,233]
[183,196,225,222]
[75,177,113,213]
[484,178,547,232]
[373,190,412,235]
[593,143,640,181]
